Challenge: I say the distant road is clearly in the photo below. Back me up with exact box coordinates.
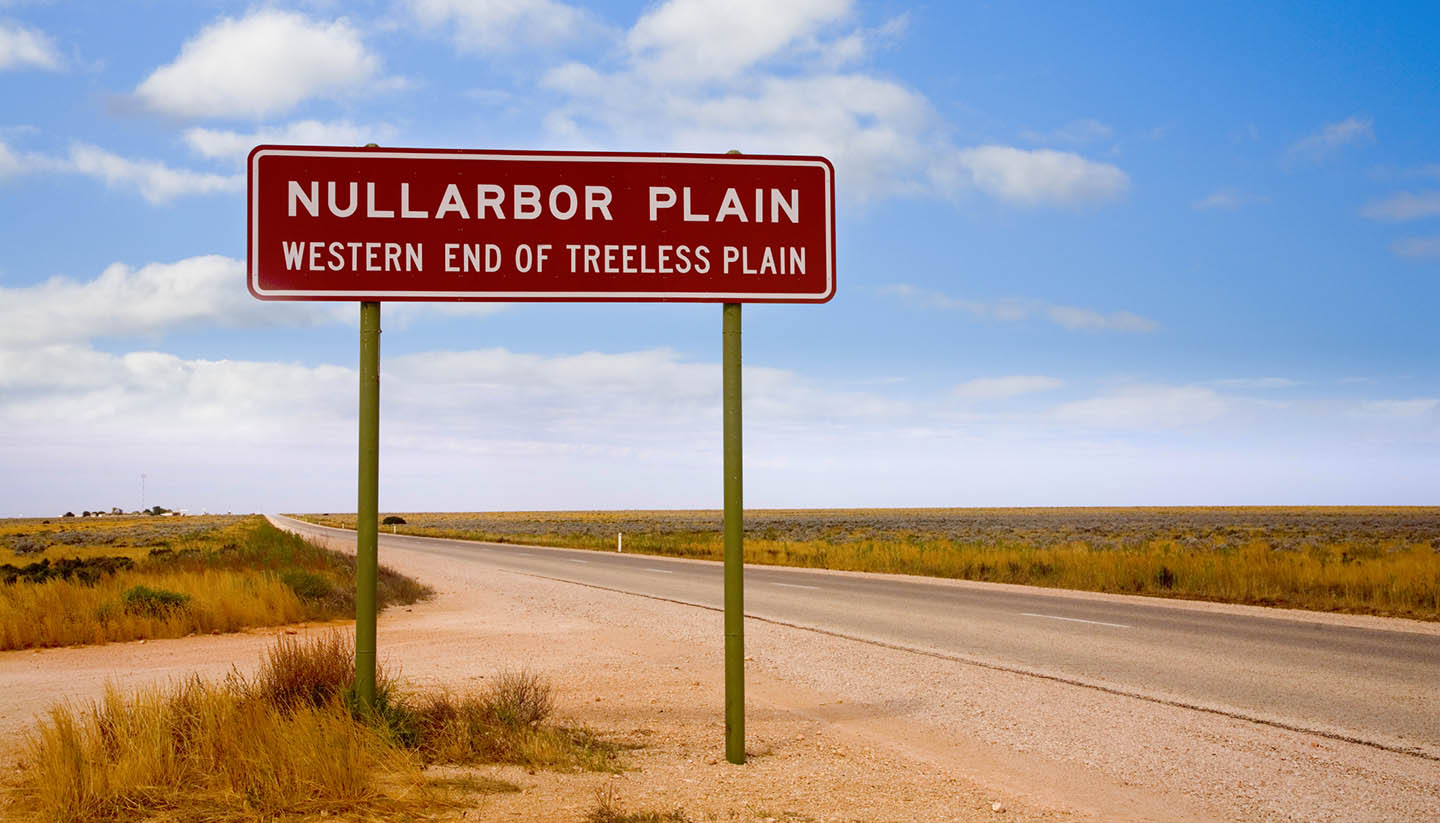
[273,514,1440,760]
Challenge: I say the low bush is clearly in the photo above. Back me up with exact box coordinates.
[6,633,618,823]
[120,585,190,616]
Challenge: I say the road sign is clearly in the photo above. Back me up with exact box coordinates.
[247,146,835,303]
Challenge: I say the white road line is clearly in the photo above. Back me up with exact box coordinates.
[644,568,675,574]
[1020,612,1131,629]
[563,559,589,564]
[772,582,820,590]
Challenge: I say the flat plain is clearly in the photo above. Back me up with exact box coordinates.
[302,507,1440,620]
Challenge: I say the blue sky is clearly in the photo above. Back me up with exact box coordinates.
[1,0,1437,515]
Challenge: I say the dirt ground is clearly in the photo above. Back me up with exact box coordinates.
[1,521,1435,822]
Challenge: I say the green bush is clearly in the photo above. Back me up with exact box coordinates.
[280,569,335,601]
[121,585,191,616]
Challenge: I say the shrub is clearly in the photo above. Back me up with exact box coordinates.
[382,516,407,525]
[121,585,190,616]
[484,669,554,727]
[251,631,362,713]
[280,568,336,601]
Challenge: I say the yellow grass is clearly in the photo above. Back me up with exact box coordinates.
[0,516,431,650]
[304,508,1440,620]
[0,569,309,650]
[5,633,616,823]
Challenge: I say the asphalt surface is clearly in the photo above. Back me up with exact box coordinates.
[274,515,1440,760]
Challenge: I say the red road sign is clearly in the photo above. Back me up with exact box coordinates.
[247,146,835,303]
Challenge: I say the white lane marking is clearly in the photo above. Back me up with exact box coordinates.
[772,582,820,590]
[1020,612,1131,629]
[644,568,675,574]
[563,559,589,564]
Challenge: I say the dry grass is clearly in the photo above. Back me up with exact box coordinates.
[5,633,618,823]
[0,517,431,650]
[588,785,690,823]
[303,508,1440,620]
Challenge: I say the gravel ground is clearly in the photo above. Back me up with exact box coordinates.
[1,520,1435,822]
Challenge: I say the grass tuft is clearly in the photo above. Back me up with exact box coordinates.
[5,632,620,822]
[588,785,690,823]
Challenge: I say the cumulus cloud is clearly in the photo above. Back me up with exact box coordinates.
[0,256,318,347]
[64,144,241,202]
[953,146,1129,207]
[0,20,61,70]
[184,120,395,162]
[627,0,851,82]
[0,140,239,202]
[885,285,1157,333]
[953,376,1063,401]
[404,0,594,51]
[1286,115,1374,164]
[1053,385,1228,429]
[135,10,381,118]
[1360,191,1440,221]
[540,0,1127,207]
[0,255,509,347]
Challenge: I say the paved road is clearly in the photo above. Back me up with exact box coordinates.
[274,515,1440,759]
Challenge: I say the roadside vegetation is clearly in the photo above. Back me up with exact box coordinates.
[302,508,1440,620]
[0,516,430,650]
[5,632,621,822]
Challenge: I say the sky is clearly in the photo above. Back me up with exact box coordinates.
[1,0,1438,516]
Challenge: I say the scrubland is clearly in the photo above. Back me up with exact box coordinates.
[0,516,429,649]
[5,633,621,823]
[305,507,1440,620]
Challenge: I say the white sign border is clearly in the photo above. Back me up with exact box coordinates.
[249,148,835,302]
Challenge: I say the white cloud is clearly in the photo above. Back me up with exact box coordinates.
[1193,186,1267,211]
[135,10,381,118]
[0,20,61,70]
[0,256,317,347]
[1022,119,1112,144]
[545,65,939,200]
[1391,236,1440,259]
[65,143,241,202]
[0,138,21,177]
[953,376,1063,401]
[1045,304,1155,332]
[0,140,241,202]
[404,0,593,51]
[1214,377,1301,389]
[885,285,1157,333]
[628,0,852,82]
[1053,385,1228,429]
[184,119,395,162]
[1286,116,1374,164]
[1361,191,1440,221]
[1355,398,1439,419]
[540,3,1127,208]
[953,146,1129,207]
[0,255,509,347]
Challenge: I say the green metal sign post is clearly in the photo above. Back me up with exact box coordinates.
[251,143,833,753]
[722,301,745,764]
[355,300,381,710]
